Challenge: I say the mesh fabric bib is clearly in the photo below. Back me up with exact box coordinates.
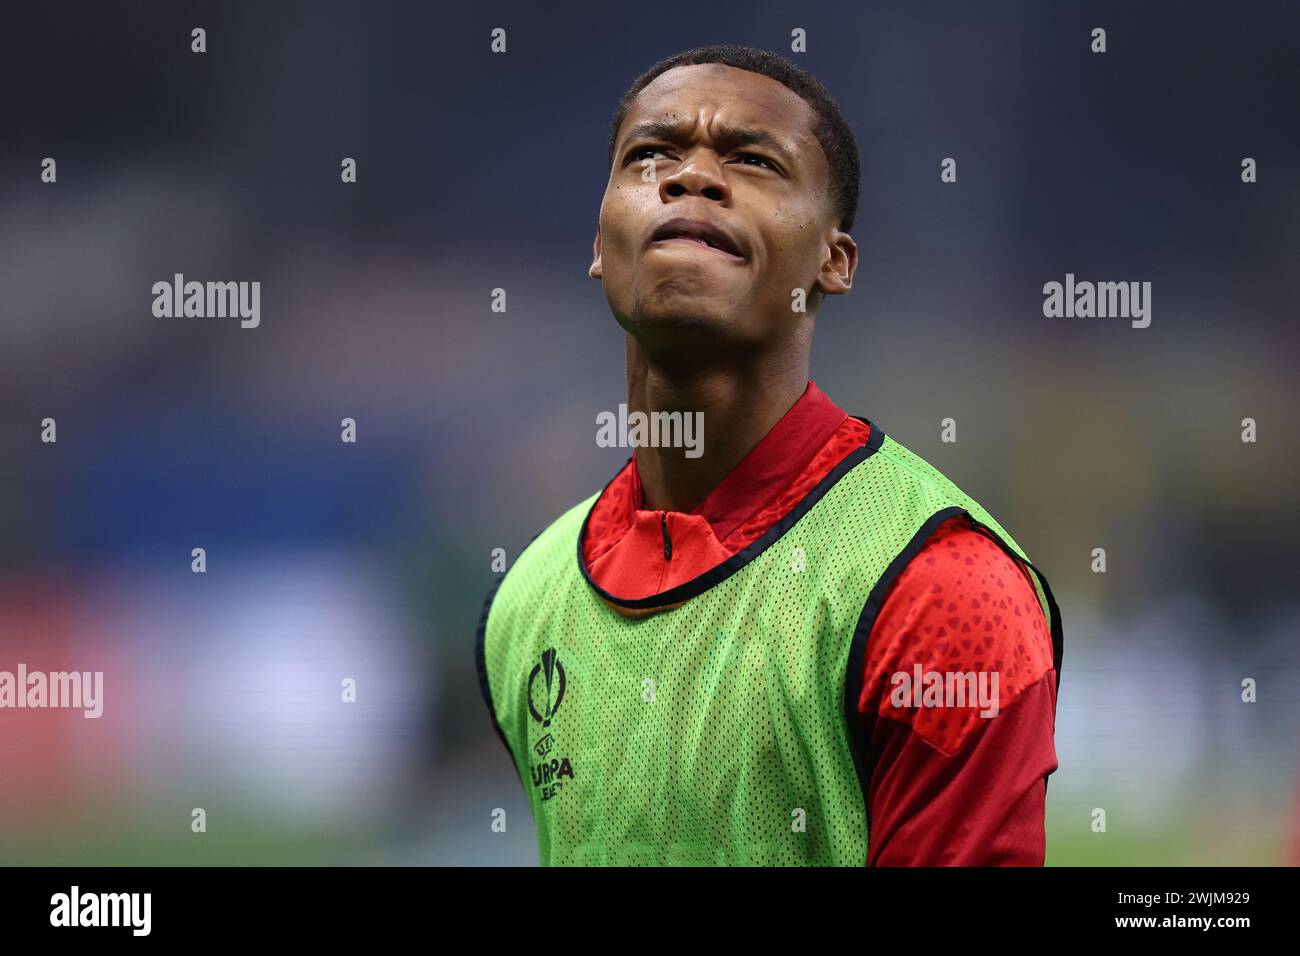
[476,421,1063,866]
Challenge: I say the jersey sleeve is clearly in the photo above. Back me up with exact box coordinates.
[856,515,1059,865]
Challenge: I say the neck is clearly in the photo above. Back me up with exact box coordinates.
[626,335,809,513]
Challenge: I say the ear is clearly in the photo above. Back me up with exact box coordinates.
[589,225,603,279]
[814,228,857,296]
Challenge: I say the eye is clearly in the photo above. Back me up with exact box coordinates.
[734,152,778,171]
[627,145,671,165]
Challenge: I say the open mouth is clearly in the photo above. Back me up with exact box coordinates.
[650,218,747,261]
[655,234,748,260]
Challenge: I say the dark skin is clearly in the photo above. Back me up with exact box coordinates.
[589,64,858,513]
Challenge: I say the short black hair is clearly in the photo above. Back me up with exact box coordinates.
[607,44,860,233]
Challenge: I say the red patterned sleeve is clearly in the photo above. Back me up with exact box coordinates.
[858,515,1059,866]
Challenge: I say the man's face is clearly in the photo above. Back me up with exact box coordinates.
[591,63,856,351]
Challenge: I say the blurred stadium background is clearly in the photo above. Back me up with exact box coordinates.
[1,0,1297,865]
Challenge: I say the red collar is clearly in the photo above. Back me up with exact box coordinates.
[581,380,868,603]
[625,379,847,540]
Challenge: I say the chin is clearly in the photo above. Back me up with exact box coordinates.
[630,275,742,320]
[626,297,731,336]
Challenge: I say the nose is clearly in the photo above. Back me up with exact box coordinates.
[658,150,730,205]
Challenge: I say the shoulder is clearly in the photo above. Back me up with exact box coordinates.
[509,489,601,578]
[834,429,985,537]
[862,514,1055,754]
[479,487,601,633]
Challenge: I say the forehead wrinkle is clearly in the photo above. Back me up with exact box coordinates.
[619,110,803,167]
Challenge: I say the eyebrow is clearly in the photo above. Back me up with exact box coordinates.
[618,119,797,166]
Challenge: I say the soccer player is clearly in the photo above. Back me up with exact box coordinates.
[476,44,1063,866]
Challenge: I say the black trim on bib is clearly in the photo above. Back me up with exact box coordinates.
[474,574,513,766]
[842,506,1065,846]
[475,528,547,784]
[574,416,886,610]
